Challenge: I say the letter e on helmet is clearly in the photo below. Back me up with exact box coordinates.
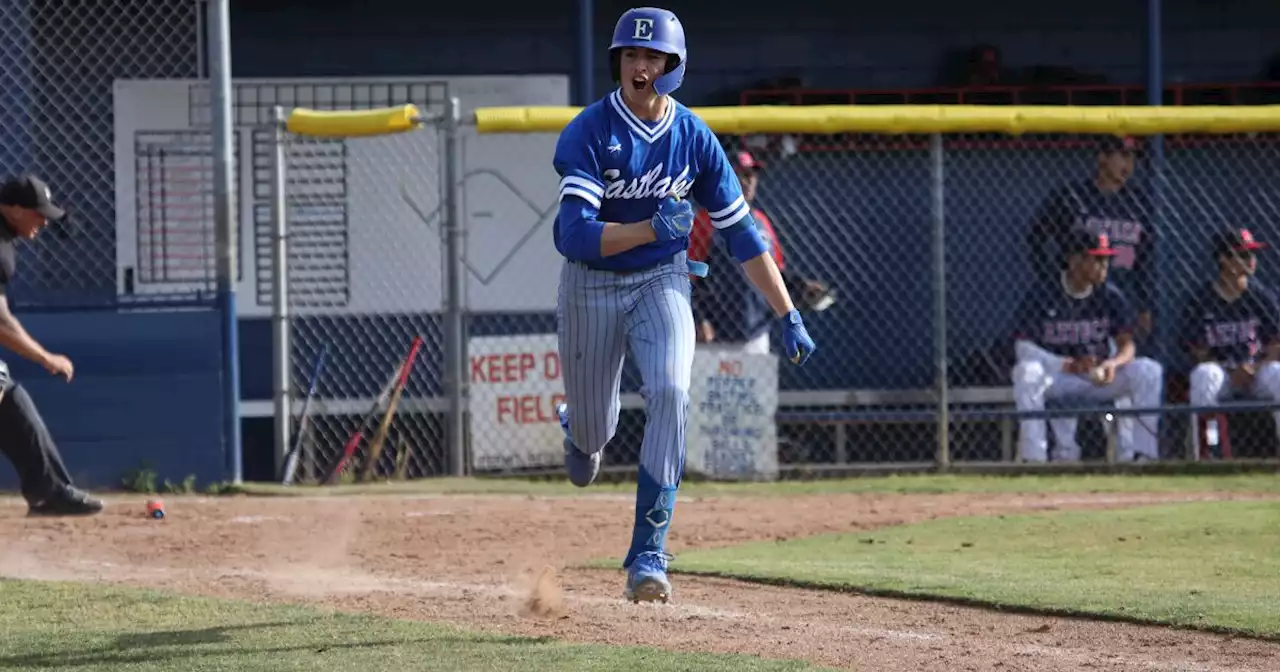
[609,7,687,96]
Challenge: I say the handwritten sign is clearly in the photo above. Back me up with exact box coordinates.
[686,349,779,481]
[468,334,565,471]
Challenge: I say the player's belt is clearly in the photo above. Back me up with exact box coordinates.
[579,254,708,278]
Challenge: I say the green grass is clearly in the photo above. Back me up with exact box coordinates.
[0,579,831,672]
[666,500,1280,638]
[226,472,1280,499]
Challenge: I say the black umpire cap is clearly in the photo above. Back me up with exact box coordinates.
[1063,229,1119,258]
[0,174,67,222]
[1213,227,1268,256]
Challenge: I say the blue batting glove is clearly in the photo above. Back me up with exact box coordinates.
[780,309,816,366]
[651,196,694,242]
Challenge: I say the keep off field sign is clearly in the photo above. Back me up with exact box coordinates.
[468,334,566,471]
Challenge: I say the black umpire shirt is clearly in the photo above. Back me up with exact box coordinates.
[0,215,17,291]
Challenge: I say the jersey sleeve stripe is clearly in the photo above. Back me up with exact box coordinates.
[710,201,751,229]
[559,175,604,197]
[708,196,745,221]
[560,186,602,208]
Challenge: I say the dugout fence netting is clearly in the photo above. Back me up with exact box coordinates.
[268,102,455,485]
[0,0,204,308]
[272,103,1280,483]
[721,130,1280,466]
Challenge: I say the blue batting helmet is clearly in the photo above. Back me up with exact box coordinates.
[609,7,686,96]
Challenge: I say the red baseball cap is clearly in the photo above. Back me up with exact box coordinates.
[1064,230,1118,257]
[1214,227,1268,255]
[733,150,764,172]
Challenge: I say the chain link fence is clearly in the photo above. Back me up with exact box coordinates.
[267,87,459,485]
[0,0,204,308]
[273,117,1280,483]
[725,130,1280,468]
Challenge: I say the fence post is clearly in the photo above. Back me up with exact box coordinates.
[443,97,468,477]
[931,132,951,470]
[270,105,291,477]
[208,0,241,484]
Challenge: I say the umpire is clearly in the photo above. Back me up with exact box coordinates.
[0,174,103,516]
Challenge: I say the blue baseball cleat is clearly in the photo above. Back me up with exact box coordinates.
[556,403,600,487]
[624,551,673,604]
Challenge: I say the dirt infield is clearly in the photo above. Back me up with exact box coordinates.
[2,487,1278,671]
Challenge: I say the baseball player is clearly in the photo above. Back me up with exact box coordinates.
[687,149,833,353]
[1181,228,1280,457]
[1011,230,1164,462]
[1027,136,1156,338]
[550,7,816,603]
[0,174,103,516]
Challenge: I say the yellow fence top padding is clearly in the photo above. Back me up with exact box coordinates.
[287,104,422,138]
[473,104,1280,135]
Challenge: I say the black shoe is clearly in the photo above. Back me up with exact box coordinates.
[27,486,105,517]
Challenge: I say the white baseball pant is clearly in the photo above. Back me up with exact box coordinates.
[1012,357,1164,462]
[1188,361,1280,455]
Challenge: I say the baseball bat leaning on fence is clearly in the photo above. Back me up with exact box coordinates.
[360,337,425,482]
[279,343,330,485]
[321,335,424,485]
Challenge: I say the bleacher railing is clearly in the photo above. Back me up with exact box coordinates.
[267,101,1280,483]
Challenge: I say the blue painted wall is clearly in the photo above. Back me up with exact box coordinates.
[1,0,1278,487]
[0,310,226,493]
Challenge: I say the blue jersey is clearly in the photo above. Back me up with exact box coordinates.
[1012,276,1137,359]
[552,89,750,271]
[1180,280,1280,368]
[1028,180,1156,310]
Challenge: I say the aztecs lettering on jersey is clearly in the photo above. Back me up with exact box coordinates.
[1041,319,1111,348]
[1202,318,1262,350]
[602,162,694,202]
[1080,216,1143,269]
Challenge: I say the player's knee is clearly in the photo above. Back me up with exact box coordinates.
[1255,361,1280,395]
[572,418,616,455]
[1190,362,1224,391]
[1012,361,1046,387]
[0,383,42,435]
[1256,360,1280,381]
[1132,357,1164,382]
[644,380,690,417]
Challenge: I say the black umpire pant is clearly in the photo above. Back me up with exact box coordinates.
[0,360,74,504]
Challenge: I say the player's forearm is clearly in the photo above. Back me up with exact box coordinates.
[1106,339,1137,367]
[740,253,795,317]
[599,220,657,257]
[0,317,54,367]
[558,217,655,261]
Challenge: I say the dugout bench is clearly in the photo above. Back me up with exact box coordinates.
[768,380,1280,467]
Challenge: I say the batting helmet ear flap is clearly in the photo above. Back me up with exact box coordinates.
[609,50,682,84]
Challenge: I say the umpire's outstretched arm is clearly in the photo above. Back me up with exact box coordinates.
[0,295,72,380]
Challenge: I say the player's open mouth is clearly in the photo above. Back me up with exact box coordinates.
[631,78,648,92]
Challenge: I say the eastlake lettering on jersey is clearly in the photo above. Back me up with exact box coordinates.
[602,162,694,201]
